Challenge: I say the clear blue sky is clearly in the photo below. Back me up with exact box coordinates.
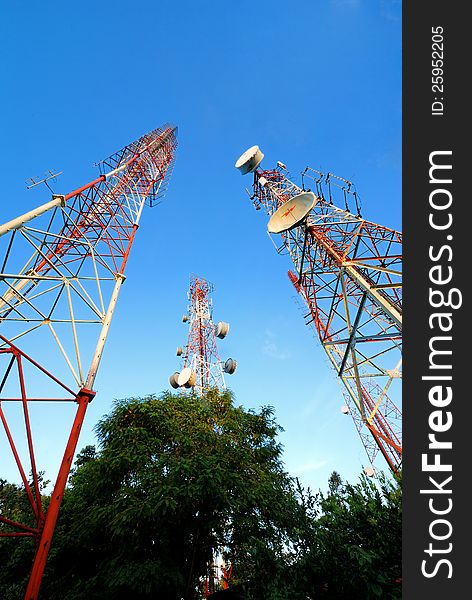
[0,0,401,492]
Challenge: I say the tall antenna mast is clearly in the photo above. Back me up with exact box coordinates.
[169,274,237,395]
[169,274,237,596]
[235,146,402,475]
[0,125,178,599]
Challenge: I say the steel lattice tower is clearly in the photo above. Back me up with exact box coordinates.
[0,125,177,599]
[168,274,236,596]
[169,274,236,395]
[235,146,402,475]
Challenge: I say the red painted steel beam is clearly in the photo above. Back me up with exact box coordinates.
[24,388,95,599]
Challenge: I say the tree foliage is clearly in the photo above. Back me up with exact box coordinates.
[47,390,303,599]
[0,390,401,599]
[0,474,50,599]
[283,473,402,599]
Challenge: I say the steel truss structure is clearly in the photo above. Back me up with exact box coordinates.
[172,274,232,396]
[239,156,402,474]
[170,275,236,596]
[0,125,177,599]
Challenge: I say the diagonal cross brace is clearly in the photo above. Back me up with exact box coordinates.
[338,291,367,377]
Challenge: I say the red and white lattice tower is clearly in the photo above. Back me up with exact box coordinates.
[168,274,236,596]
[169,274,236,395]
[0,125,177,599]
[235,146,402,475]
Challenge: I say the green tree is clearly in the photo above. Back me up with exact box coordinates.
[0,474,50,600]
[0,393,402,600]
[286,471,402,599]
[41,390,305,600]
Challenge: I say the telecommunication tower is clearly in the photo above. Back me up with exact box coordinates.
[235,146,402,475]
[0,125,177,599]
[169,274,236,395]
[168,274,236,596]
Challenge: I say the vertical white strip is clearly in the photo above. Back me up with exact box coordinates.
[85,274,124,390]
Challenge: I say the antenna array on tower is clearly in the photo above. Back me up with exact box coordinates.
[170,274,237,395]
[235,145,402,475]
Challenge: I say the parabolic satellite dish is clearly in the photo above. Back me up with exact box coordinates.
[215,321,230,339]
[224,358,237,374]
[169,372,180,389]
[177,367,197,388]
[267,191,317,234]
[235,145,264,175]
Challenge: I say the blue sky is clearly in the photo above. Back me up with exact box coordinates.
[0,0,401,492]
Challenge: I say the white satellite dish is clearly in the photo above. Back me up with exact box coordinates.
[268,192,316,234]
[364,466,375,478]
[235,145,264,175]
[215,321,230,339]
[169,372,180,389]
[177,367,197,388]
[223,358,237,375]
[341,405,350,415]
